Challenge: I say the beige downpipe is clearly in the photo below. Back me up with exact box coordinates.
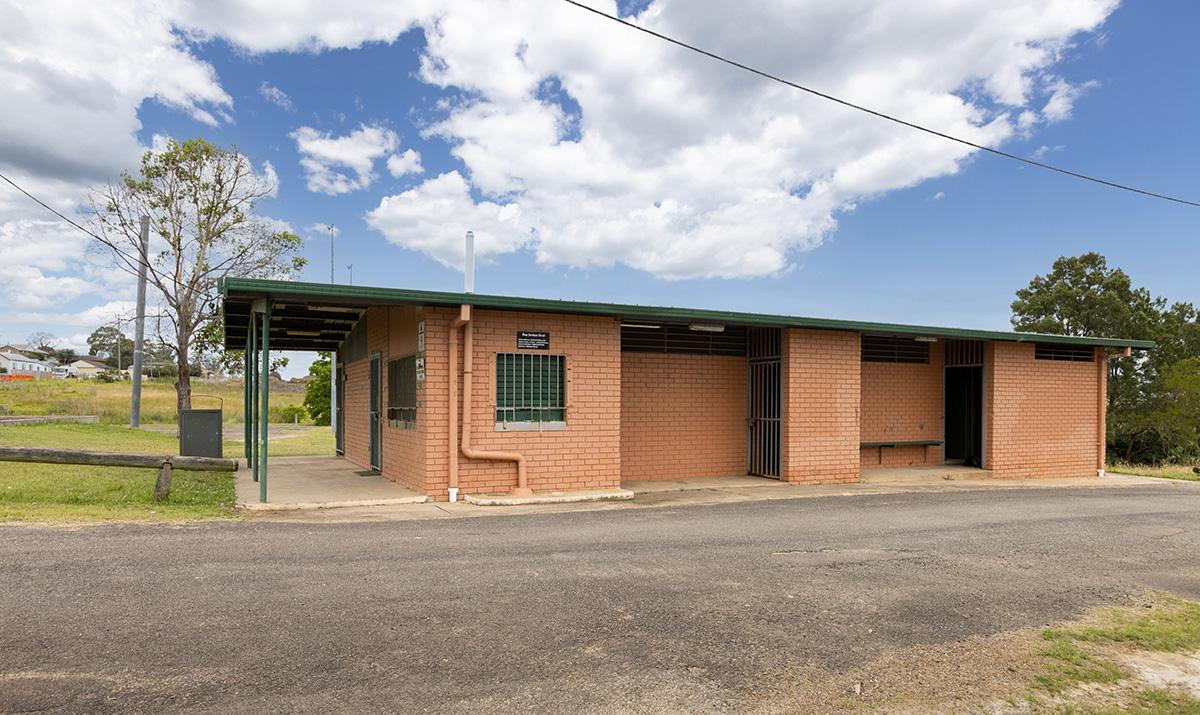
[447,304,532,500]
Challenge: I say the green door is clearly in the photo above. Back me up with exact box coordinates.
[368,353,382,471]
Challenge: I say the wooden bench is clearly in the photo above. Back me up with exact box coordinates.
[860,440,943,465]
[0,446,238,500]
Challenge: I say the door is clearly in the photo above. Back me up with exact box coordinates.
[944,366,983,464]
[335,363,345,454]
[747,328,782,478]
[368,353,382,471]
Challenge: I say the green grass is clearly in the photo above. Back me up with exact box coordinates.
[1059,597,1200,653]
[0,422,334,523]
[1110,462,1200,482]
[1030,597,1200,706]
[0,377,307,424]
[1075,688,1200,715]
[0,463,236,522]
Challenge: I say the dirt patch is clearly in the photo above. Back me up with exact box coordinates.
[749,628,1043,713]
[747,593,1200,713]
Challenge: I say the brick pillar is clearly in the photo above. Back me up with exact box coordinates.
[780,328,861,484]
[1096,346,1107,473]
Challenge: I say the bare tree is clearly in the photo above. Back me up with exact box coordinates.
[91,138,305,417]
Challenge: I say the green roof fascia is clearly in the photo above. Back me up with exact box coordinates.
[219,277,1155,350]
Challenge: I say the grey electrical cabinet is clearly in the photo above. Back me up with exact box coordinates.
[179,409,223,458]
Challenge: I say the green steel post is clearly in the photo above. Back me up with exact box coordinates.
[259,302,271,503]
[250,311,258,483]
[243,329,251,461]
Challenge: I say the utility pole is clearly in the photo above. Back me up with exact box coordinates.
[326,224,336,283]
[347,264,353,285]
[130,215,149,428]
[327,223,337,436]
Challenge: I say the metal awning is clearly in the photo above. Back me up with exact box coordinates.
[220,277,1156,351]
[223,298,364,352]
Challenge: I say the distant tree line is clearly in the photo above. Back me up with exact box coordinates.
[1012,253,1200,464]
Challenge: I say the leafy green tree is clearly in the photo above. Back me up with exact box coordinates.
[91,138,305,418]
[51,348,77,366]
[1013,253,1200,464]
[1011,253,1197,412]
[303,353,332,426]
[86,325,135,369]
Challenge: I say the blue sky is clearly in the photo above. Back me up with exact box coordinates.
[2,1,1196,377]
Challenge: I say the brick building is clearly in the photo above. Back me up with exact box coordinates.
[222,278,1151,501]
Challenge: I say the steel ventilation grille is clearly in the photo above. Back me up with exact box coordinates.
[620,323,748,356]
[1034,343,1095,362]
[861,335,930,364]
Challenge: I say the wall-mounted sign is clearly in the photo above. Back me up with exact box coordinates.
[417,321,425,353]
[517,331,550,350]
[415,356,426,382]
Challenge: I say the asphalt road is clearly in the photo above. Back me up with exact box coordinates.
[3,483,1200,713]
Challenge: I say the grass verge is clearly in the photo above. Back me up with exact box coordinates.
[1024,596,1200,712]
[1110,462,1200,482]
[0,377,306,424]
[0,422,334,523]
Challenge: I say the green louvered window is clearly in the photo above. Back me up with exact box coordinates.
[495,353,566,430]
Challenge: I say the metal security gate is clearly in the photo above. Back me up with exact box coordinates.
[747,328,782,478]
[368,353,382,471]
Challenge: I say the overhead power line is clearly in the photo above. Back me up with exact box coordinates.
[561,0,1200,208]
[0,171,107,240]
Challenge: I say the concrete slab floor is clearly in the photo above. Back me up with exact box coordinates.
[235,455,427,511]
[251,472,1188,524]
[860,464,993,483]
[463,488,634,506]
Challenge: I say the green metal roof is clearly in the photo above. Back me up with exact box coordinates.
[219,277,1155,351]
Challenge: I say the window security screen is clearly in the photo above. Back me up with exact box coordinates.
[387,354,417,428]
[496,353,566,425]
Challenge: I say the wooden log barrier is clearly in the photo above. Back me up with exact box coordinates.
[0,446,238,500]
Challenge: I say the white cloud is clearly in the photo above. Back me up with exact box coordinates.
[0,0,1121,343]
[366,171,530,266]
[1042,77,1100,123]
[360,0,1114,277]
[290,124,401,194]
[1032,144,1067,159]
[386,149,424,177]
[930,191,946,201]
[258,81,294,111]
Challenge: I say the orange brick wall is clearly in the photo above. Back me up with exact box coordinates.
[620,353,746,480]
[338,307,429,493]
[341,357,370,470]
[421,307,622,498]
[859,342,943,467]
[781,329,861,483]
[985,341,1104,478]
[379,307,426,493]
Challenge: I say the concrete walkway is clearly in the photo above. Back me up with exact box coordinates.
[251,470,1185,522]
[236,455,427,511]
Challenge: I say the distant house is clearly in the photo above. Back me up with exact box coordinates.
[0,343,51,361]
[0,351,54,378]
[71,356,112,379]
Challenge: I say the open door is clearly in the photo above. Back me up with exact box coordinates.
[335,362,345,455]
[368,353,382,471]
[944,366,983,465]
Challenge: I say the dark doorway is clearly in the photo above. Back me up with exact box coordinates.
[746,328,782,478]
[944,366,983,465]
